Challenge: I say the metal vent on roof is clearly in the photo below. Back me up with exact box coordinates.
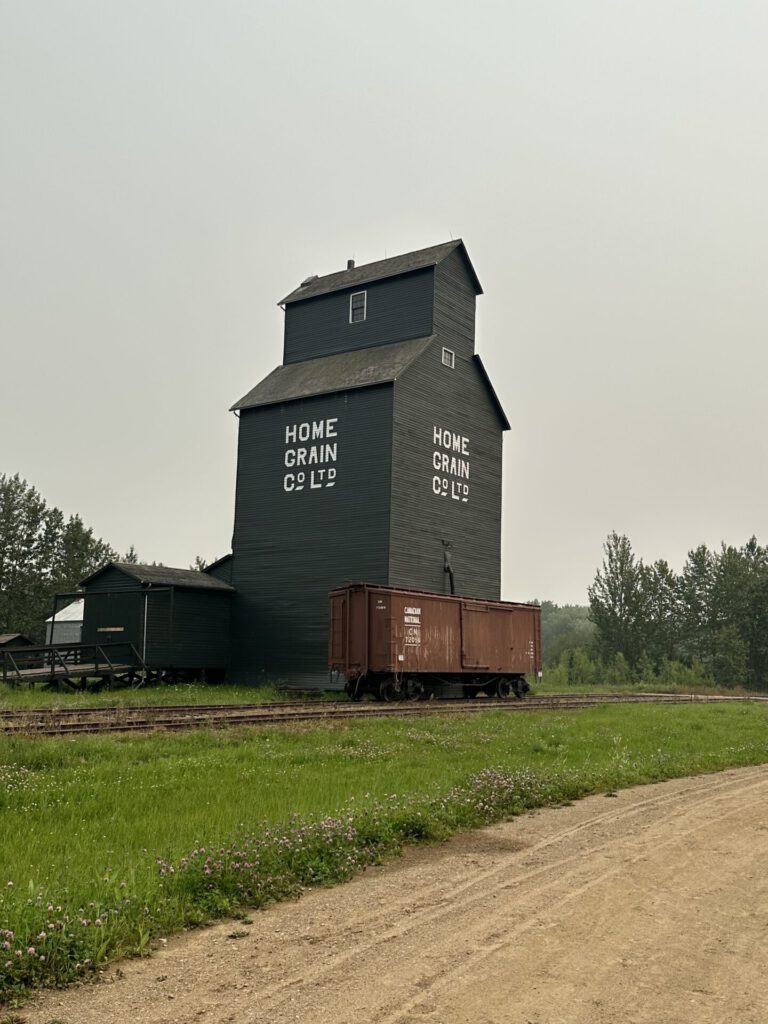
[300,274,318,287]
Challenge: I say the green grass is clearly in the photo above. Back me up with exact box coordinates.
[0,682,304,711]
[2,701,768,1002]
[1,674,748,712]
[533,675,753,696]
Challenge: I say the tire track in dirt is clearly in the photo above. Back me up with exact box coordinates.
[372,783,768,1023]
[253,772,768,1023]
[22,764,768,1024]
[225,768,768,1015]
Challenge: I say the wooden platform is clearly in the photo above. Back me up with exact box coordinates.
[1,642,145,688]
[9,661,136,683]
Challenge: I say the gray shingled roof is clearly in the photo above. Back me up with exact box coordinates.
[203,553,233,573]
[279,239,482,305]
[231,336,434,412]
[0,633,34,646]
[81,563,235,591]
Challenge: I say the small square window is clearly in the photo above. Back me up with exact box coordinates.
[441,347,455,369]
[349,291,366,323]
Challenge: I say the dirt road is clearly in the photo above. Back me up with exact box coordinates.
[24,764,768,1024]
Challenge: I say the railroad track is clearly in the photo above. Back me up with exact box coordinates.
[1,692,766,737]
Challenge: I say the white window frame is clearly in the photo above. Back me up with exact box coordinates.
[441,347,455,369]
[349,291,367,324]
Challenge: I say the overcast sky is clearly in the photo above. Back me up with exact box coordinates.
[2,1,766,605]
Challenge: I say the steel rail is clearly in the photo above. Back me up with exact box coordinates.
[1,692,766,737]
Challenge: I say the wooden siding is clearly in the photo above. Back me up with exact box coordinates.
[433,247,477,360]
[230,385,394,684]
[205,556,233,585]
[81,567,143,653]
[389,340,503,599]
[82,567,231,670]
[82,565,139,594]
[283,268,434,365]
[172,591,231,668]
[145,590,231,669]
[330,584,540,678]
[143,589,171,664]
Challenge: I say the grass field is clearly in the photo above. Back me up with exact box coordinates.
[2,700,768,1002]
[1,673,752,711]
[532,676,756,696]
[0,682,303,711]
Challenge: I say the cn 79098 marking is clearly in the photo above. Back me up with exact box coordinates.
[329,583,541,702]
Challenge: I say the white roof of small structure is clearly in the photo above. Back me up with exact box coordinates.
[46,598,84,623]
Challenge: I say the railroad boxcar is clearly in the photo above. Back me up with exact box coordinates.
[329,583,541,700]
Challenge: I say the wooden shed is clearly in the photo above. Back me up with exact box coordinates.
[46,598,84,645]
[0,633,34,649]
[80,563,234,678]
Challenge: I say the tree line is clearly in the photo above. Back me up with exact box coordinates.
[0,474,118,642]
[4,469,764,690]
[0,475,216,644]
[584,531,768,690]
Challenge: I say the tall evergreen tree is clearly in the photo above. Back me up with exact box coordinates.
[642,559,680,666]
[0,474,49,638]
[678,544,715,665]
[588,532,648,667]
[744,555,768,689]
[588,534,768,690]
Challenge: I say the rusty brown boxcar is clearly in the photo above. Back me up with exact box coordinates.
[329,583,541,701]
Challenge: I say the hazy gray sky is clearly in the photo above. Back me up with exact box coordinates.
[2,1,766,604]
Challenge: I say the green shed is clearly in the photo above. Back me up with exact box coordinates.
[80,563,233,679]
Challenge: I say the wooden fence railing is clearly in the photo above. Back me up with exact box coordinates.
[0,642,146,686]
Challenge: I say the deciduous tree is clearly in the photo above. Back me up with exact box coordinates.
[0,474,116,641]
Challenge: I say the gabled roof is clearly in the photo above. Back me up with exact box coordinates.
[81,562,235,592]
[0,633,34,647]
[231,336,434,412]
[46,599,84,623]
[279,240,482,305]
[203,553,233,574]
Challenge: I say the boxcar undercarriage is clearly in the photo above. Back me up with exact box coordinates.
[344,673,531,702]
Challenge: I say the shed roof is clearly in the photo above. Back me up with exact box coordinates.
[81,562,235,592]
[203,553,233,574]
[231,335,434,412]
[279,240,482,305]
[0,633,34,647]
[46,599,84,623]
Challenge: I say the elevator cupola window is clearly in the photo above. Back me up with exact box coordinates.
[349,291,367,324]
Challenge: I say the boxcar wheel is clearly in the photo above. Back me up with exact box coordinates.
[405,677,424,701]
[495,679,512,699]
[379,677,399,702]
